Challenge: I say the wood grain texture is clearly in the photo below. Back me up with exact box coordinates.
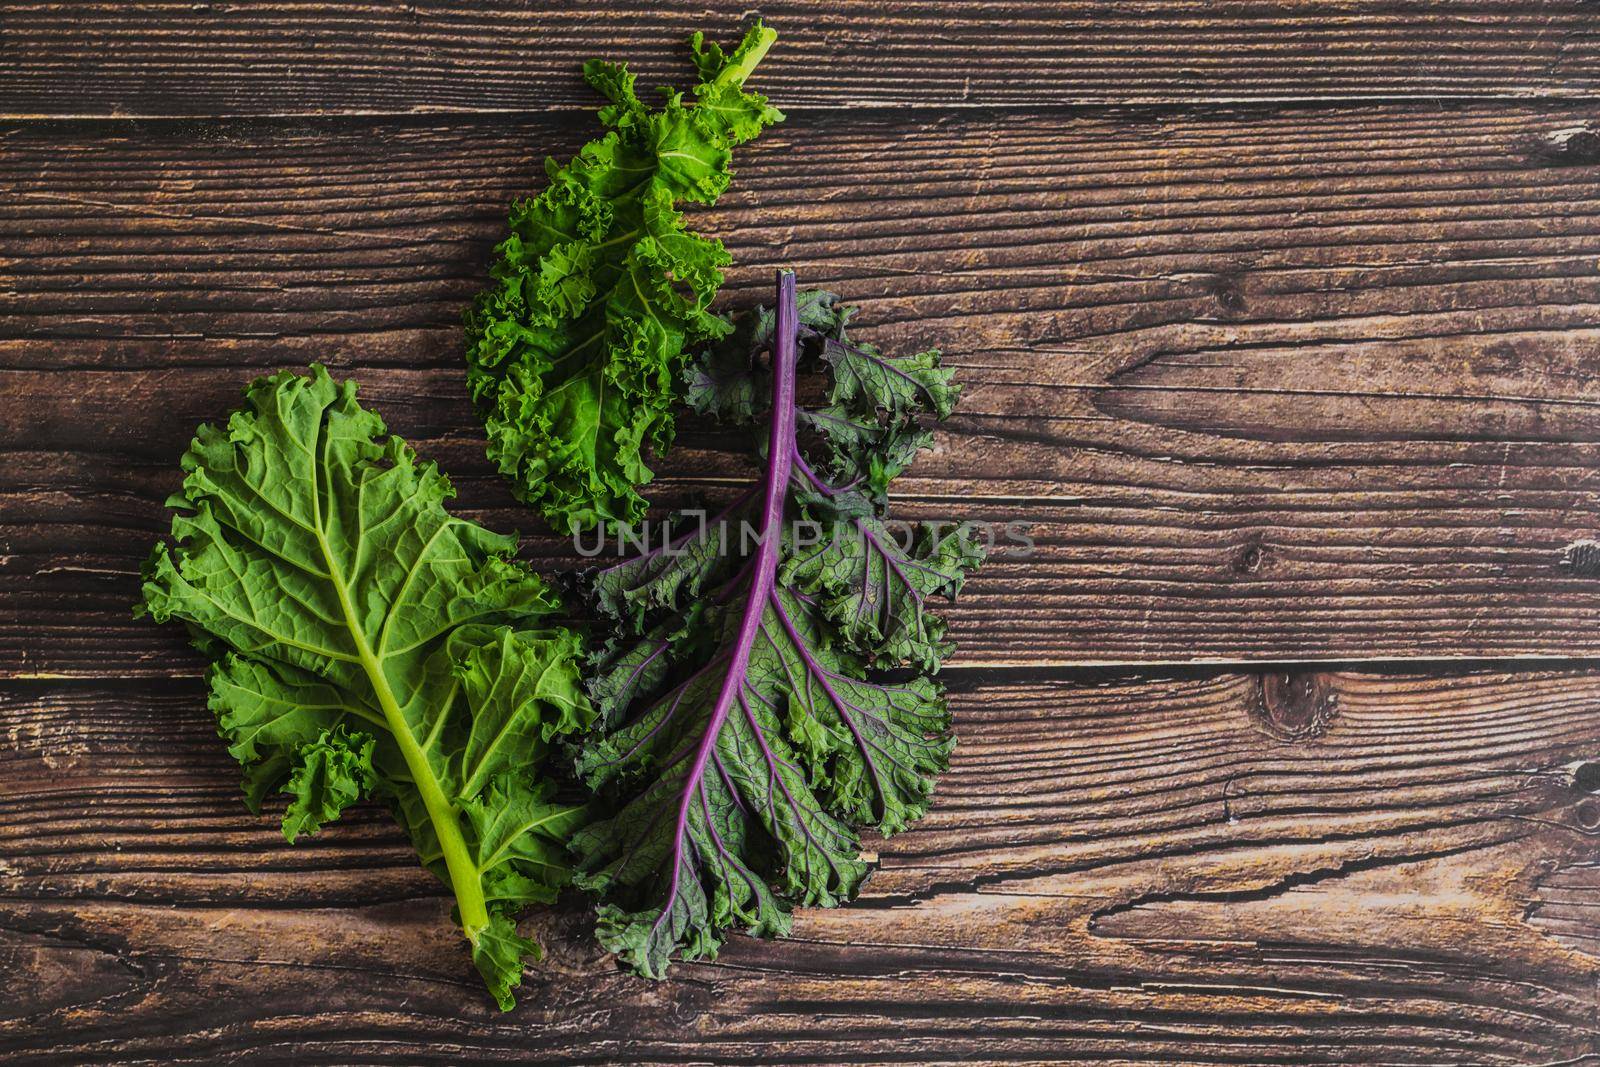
[9,105,1600,675]
[5,3,1600,1063]
[4,0,1600,119]
[1528,858,1600,957]
[3,668,1597,1064]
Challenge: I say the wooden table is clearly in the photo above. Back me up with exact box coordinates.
[5,4,1600,1063]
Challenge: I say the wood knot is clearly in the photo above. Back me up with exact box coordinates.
[1527,124,1600,167]
[1249,671,1337,742]
[1577,799,1600,832]
[1560,540,1600,577]
[1574,761,1600,793]
[1204,272,1247,315]
[1232,541,1267,575]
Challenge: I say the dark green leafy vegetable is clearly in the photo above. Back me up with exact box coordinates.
[464,22,783,533]
[139,366,593,1010]
[571,274,984,976]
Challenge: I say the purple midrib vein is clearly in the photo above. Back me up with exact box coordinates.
[654,271,798,931]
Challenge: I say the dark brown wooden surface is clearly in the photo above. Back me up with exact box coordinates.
[3,3,1600,1064]
[4,1,1600,117]
[4,669,1600,1064]
[12,106,1600,673]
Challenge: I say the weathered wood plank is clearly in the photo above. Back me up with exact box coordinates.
[3,669,1597,1063]
[8,106,1600,674]
[3,1,1599,119]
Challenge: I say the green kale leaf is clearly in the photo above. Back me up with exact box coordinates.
[139,365,593,1010]
[464,23,783,533]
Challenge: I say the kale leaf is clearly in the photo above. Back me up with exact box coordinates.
[139,366,593,1010]
[464,23,783,533]
[571,274,984,976]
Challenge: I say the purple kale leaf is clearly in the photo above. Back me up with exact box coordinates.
[570,273,984,976]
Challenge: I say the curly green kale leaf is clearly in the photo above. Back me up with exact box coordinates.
[571,275,984,977]
[464,23,783,533]
[139,365,594,1010]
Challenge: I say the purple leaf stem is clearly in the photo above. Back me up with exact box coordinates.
[651,271,800,936]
